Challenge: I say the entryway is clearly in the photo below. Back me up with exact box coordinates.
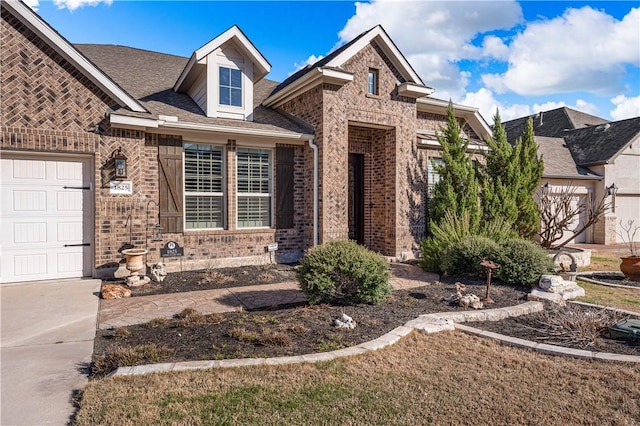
[0,154,93,283]
[348,153,365,245]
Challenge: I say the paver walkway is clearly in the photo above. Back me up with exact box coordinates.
[98,263,438,329]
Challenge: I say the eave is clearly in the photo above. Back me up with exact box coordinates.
[263,68,354,109]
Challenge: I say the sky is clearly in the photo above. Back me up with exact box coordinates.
[26,0,640,124]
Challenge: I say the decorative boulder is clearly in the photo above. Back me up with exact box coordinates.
[101,284,131,299]
[333,313,357,329]
[151,262,167,283]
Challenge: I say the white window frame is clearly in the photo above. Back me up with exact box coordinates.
[219,65,243,108]
[183,143,226,230]
[368,69,378,95]
[427,157,444,197]
[236,147,273,229]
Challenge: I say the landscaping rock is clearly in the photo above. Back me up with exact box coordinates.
[101,284,131,299]
[333,313,357,329]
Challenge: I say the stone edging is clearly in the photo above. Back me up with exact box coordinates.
[567,300,640,317]
[455,324,640,363]
[108,300,639,377]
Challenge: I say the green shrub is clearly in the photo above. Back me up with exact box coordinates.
[420,210,515,272]
[296,240,391,305]
[440,235,500,276]
[497,239,554,287]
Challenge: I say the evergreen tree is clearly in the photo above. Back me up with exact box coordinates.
[513,117,544,238]
[479,110,519,227]
[428,102,480,231]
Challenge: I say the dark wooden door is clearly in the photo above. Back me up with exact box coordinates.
[348,153,365,245]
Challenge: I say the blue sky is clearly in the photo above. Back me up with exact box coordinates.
[28,0,640,123]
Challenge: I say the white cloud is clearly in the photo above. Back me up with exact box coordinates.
[24,0,39,11]
[610,95,640,120]
[337,0,522,97]
[481,35,509,61]
[458,88,531,124]
[484,7,640,96]
[53,0,113,11]
[531,99,599,117]
[291,54,325,75]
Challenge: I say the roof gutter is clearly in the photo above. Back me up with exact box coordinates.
[543,174,603,181]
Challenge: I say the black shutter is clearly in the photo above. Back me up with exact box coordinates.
[276,146,295,229]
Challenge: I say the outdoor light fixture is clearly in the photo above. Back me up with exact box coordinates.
[607,182,618,197]
[110,147,128,179]
[542,182,551,194]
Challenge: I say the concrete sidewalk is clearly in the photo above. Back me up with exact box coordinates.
[1,278,101,426]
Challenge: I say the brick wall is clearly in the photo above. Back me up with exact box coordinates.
[1,9,308,278]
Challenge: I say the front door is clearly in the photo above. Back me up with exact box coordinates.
[348,153,364,245]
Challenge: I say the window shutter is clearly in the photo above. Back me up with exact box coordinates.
[275,146,295,229]
[158,136,183,233]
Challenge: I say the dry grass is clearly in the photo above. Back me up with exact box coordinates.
[75,331,640,426]
[582,254,622,272]
[577,281,640,313]
[198,268,235,285]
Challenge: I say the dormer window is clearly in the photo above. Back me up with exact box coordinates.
[368,69,378,95]
[219,67,242,107]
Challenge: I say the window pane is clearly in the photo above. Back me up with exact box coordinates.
[237,196,270,228]
[219,67,230,86]
[427,157,444,197]
[230,68,242,87]
[184,143,224,229]
[220,88,230,105]
[231,88,242,107]
[185,195,223,229]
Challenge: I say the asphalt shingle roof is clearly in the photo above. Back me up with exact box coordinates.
[502,107,607,144]
[75,44,313,135]
[563,117,640,166]
[535,136,599,179]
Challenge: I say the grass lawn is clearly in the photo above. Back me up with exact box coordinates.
[74,331,640,426]
[577,281,640,313]
[581,254,622,272]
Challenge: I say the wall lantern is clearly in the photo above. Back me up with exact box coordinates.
[110,147,128,179]
[607,182,618,197]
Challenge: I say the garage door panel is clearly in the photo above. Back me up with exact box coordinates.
[56,191,83,211]
[13,190,47,211]
[57,252,83,273]
[12,159,46,180]
[13,222,47,244]
[57,222,83,242]
[13,253,48,277]
[55,161,82,180]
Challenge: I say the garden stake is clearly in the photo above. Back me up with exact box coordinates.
[480,259,500,304]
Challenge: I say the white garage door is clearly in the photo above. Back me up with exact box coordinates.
[0,155,92,283]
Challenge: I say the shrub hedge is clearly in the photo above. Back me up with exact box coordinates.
[440,235,501,276]
[296,240,391,305]
[496,239,555,287]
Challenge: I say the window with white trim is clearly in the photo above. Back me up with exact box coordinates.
[219,66,242,107]
[368,69,378,95]
[184,143,225,229]
[427,157,444,197]
[237,148,271,228]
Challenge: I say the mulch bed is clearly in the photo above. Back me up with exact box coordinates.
[121,264,298,297]
[93,268,640,378]
[578,272,640,288]
[467,302,640,356]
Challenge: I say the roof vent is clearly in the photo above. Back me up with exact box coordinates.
[594,123,611,133]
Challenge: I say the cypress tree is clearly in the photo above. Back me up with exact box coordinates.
[428,102,480,231]
[513,117,544,238]
[479,110,519,227]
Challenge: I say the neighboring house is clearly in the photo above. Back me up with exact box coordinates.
[0,1,490,283]
[503,107,640,245]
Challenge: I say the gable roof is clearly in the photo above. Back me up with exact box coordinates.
[77,44,313,137]
[174,25,271,92]
[563,117,640,166]
[535,136,600,180]
[503,107,607,144]
[266,25,431,104]
[3,0,145,113]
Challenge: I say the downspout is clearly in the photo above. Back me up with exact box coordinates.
[308,137,319,247]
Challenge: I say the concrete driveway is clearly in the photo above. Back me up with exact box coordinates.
[1,278,100,426]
